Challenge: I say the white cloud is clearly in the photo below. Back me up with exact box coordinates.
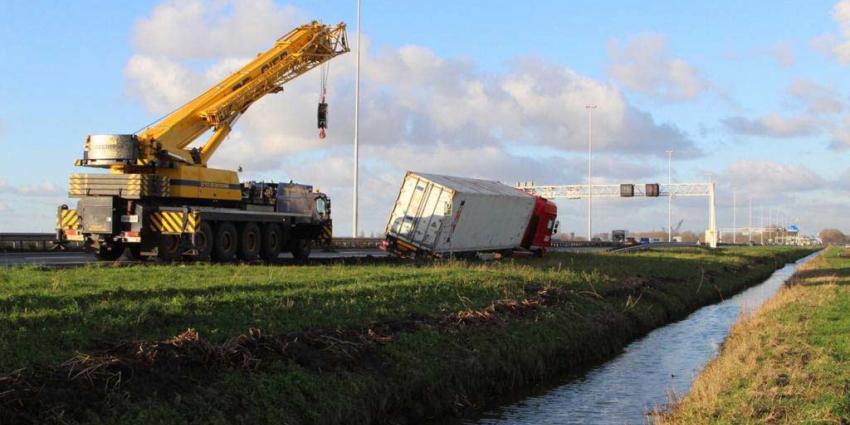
[787,79,845,114]
[814,0,850,64]
[724,160,825,196]
[722,113,820,138]
[764,42,796,68]
[132,0,302,60]
[834,0,850,64]
[608,33,709,102]
[0,180,64,197]
[830,117,850,149]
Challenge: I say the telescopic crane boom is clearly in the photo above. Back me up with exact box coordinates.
[80,21,348,169]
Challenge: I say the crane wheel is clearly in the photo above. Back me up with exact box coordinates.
[291,239,312,261]
[238,222,261,261]
[260,223,282,262]
[95,241,125,261]
[192,222,213,261]
[213,222,238,262]
[157,234,183,262]
[127,244,142,260]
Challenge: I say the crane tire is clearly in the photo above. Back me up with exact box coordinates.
[213,222,238,262]
[95,241,125,261]
[291,239,312,261]
[238,222,261,261]
[157,234,182,261]
[260,223,282,262]
[192,222,213,261]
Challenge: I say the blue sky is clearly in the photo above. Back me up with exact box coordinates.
[1,0,849,236]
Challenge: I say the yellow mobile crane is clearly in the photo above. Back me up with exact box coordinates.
[57,22,349,261]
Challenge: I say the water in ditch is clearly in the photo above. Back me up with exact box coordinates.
[466,251,820,425]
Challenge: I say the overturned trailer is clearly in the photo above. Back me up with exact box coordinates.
[382,172,558,258]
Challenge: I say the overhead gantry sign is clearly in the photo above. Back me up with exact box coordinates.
[515,182,719,248]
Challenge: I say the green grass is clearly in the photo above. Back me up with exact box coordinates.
[0,246,814,424]
[659,246,850,424]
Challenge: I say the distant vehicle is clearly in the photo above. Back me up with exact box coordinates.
[651,238,661,243]
[640,237,650,244]
[591,237,602,242]
[612,230,627,243]
[625,237,638,245]
[382,172,559,258]
[672,236,683,243]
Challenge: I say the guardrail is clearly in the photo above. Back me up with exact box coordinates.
[550,240,620,248]
[0,233,384,252]
[0,233,63,251]
[328,237,383,249]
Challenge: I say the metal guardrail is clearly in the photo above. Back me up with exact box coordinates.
[328,237,383,249]
[0,233,61,251]
[0,233,383,252]
[549,240,620,248]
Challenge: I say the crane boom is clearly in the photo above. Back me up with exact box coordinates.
[80,21,348,169]
[139,21,348,166]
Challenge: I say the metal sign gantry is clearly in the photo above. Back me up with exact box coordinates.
[516,182,719,248]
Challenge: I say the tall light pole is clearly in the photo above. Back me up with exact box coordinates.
[352,0,361,237]
[666,150,673,242]
[748,196,752,243]
[586,105,596,241]
[732,187,737,244]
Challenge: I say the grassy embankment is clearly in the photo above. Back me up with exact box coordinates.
[0,246,813,424]
[658,246,850,424]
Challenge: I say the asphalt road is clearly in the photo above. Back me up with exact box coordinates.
[0,249,388,266]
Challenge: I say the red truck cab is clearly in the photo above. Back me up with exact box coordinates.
[521,196,558,255]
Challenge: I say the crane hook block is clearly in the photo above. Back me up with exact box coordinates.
[318,102,328,128]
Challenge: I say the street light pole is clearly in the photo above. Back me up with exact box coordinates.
[666,150,673,242]
[748,196,752,243]
[352,0,361,237]
[586,105,596,241]
[732,187,737,244]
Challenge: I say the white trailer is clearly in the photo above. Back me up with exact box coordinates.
[383,172,538,256]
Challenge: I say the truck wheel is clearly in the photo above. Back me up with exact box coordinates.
[213,222,238,262]
[95,241,124,261]
[127,244,142,260]
[291,239,312,261]
[238,222,261,261]
[260,223,282,262]
[192,222,213,261]
[158,234,182,261]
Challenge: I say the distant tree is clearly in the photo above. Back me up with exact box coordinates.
[679,231,699,243]
[818,229,847,245]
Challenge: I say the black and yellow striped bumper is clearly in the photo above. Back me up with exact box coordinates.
[150,211,199,234]
[57,209,80,229]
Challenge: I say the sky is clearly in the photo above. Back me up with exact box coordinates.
[1,0,849,237]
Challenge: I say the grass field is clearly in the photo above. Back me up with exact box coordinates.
[658,246,850,424]
[0,246,814,424]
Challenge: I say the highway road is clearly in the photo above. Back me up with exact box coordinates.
[0,249,388,266]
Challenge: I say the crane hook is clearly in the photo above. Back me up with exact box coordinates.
[318,100,328,139]
[318,63,330,139]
